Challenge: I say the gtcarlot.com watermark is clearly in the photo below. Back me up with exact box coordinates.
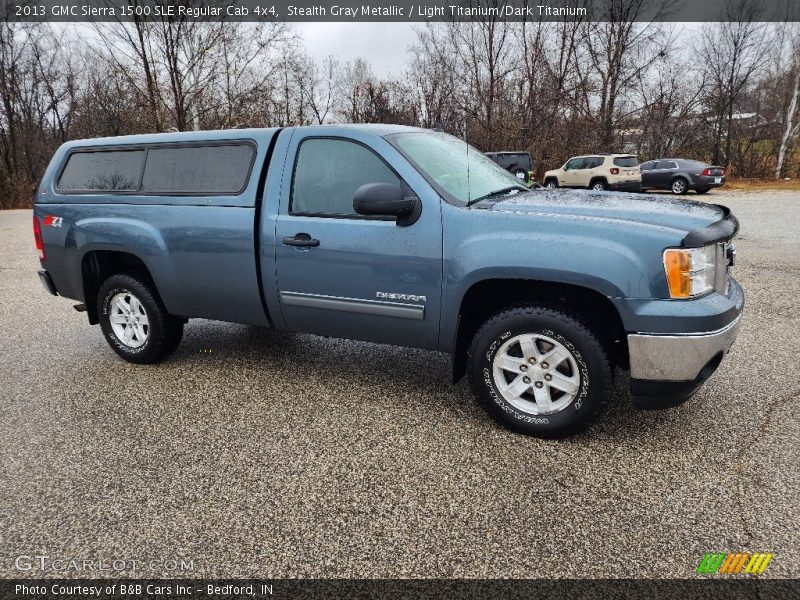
[13,555,194,573]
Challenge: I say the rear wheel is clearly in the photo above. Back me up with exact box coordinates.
[544,178,558,189]
[590,179,607,191]
[98,274,183,364]
[695,187,711,194]
[467,305,613,438]
[671,177,688,195]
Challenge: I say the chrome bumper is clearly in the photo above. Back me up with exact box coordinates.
[627,315,742,381]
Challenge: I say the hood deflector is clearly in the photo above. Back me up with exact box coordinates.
[682,205,739,247]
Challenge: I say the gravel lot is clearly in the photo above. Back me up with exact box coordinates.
[1,190,798,579]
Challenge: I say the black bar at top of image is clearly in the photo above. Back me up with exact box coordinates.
[1,579,800,599]
[3,0,800,23]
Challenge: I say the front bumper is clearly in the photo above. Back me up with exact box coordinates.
[626,280,743,409]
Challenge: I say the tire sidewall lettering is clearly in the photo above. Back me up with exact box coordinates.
[481,326,592,426]
[102,286,148,355]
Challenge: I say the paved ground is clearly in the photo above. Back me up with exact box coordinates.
[1,191,798,579]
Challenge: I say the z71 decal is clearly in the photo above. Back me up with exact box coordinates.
[43,215,63,228]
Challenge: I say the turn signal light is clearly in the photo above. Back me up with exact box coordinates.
[610,168,619,175]
[663,249,691,298]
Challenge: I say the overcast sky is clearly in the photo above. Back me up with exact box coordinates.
[294,22,418,77]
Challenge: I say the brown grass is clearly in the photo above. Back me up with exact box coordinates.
[724,178,800,191]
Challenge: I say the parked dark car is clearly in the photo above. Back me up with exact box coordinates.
[485,151,534,184]
[640,159,726,195]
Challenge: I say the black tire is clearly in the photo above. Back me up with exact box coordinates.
[544,178,559,189]
[671,177,689,195]
[589,179,607,191]
[467,305,612,439]
[695,187,711,194]
[98,273,183,364]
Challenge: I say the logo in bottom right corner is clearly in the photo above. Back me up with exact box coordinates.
[697,552,774,575]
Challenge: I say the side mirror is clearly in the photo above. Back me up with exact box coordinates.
[353,183,421,226]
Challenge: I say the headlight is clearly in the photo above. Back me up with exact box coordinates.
[663,246,717,298]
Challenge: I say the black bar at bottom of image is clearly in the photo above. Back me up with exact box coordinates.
[1,579,799,600]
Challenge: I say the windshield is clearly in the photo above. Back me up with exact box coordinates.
[389,132,526,205]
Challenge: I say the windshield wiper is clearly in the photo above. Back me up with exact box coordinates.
[467,185,529,206]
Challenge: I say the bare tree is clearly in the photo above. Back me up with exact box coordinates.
[773,19,800,178]
[700,0,771,167]
[516,19,584,169]
[579,0,674,149]
[303,54,341,125]
[0,23,77,208]
[632,29,707,159]
[408,24,462,130]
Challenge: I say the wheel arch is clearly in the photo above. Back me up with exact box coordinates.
[81,250,156,325]
[451,278,628,383]
[671,174,690,188]
[589,176,608,188]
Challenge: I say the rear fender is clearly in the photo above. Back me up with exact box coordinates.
[70,216,177,310]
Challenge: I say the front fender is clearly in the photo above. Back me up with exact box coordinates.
[439,205,677,352]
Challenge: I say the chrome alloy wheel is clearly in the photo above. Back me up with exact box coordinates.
[492,333,581,415]
[109,291,149,348]
[671,179,687,194]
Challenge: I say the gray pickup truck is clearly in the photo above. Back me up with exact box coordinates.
[33,125,743,438]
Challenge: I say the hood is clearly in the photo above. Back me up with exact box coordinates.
[477,188,724,235]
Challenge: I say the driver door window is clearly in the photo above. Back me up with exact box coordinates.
[563,158,584,186]
[291,138,401,217]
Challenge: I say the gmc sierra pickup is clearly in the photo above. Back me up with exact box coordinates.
[33,125,743,438]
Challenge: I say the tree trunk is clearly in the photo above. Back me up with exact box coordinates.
[133,19,162,131]
[776,68,799,178]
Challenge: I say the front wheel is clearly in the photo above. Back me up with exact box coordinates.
[467,305,612,438]
[98,274,183,364]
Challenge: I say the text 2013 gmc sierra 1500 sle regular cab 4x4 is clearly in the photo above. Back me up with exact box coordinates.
[33,125,743,438]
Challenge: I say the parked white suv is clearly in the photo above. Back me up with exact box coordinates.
[543,154,641,192]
